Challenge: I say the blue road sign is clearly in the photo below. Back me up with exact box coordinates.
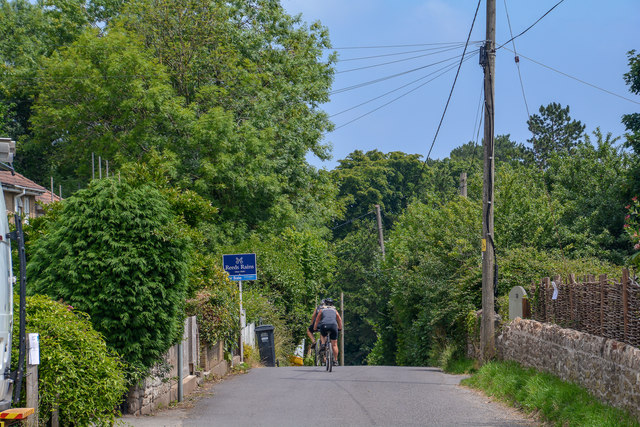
[222,253,257,281]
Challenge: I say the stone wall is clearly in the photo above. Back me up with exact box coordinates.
[497,318,640,419]
[124,316,230,415]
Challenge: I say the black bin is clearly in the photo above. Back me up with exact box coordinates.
[255,325,276,367]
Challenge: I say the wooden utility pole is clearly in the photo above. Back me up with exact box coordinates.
[374,204,385,258]
[480,0,496,361]
[459,172,467,197]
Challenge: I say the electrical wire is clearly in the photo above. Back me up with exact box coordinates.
[326,41,478,50]
[407,0,482,203]
[330,55,473,118]
[467,83,484,173]
[338,44,467,62]
[330,52,469,95]
[496,0,566,50]
[333,53,477,130]
[336,44,470,74]
[503,0,531,118]
[331,211,375,231]
[502,48,640,106]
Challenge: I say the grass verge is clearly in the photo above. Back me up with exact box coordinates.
[442,356,477,375]
[461,360,639,427]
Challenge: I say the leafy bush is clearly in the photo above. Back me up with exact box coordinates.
[372,197,480,366]
[12,295,126,426]
[27,179,190,375]
[242,288,295,364]
[229,228,335,346]
[185,258,239,346]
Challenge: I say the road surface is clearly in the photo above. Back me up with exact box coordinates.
[124,365,536,427]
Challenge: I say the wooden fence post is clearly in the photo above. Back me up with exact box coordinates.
[542,277,551,322]
[569,274,576,326]
[622,269,629,343]
[600,274,607,336]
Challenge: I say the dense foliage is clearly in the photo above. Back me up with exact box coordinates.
[330,102,636,366]
[26,179,190,374]
[2,0,639,381]
[13,295,126,426]
[625,196,640,266]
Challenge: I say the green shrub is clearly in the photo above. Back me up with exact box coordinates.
[27,179,190,375]
[13,295,126,426]
[185,259,239,346]
[242,288,295,364]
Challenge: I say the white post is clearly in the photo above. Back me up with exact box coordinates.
[177,340,183,402]
[26,333,39,427]
[239,280,244,363]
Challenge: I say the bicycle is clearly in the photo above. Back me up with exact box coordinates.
[324,336,333,372]
[313,339,323,367]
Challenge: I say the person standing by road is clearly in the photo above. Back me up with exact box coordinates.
[313,298,342,365]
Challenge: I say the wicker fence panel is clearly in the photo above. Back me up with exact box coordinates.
[530,270,640,349]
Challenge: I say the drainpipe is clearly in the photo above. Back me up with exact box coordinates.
[14,188,26,217]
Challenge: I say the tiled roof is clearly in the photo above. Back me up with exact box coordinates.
[36,190,62,204]
[0,171,46,192]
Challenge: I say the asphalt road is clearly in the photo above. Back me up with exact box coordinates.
[123,365,536,427]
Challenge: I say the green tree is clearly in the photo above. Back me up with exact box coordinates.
[27,27,187,189]
[545,129,631,263]
[622,50,640,194]
[0,0,125,161]
[13,295,127,426]
[119,0,338,236]
[450,134,533,166]
[227,227,335,345]
[330,150,425,236]
[27,179,190,374]
[369,197,481,366]
[527,102,585,168]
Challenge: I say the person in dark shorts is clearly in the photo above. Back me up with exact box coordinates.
[313,298,343,365]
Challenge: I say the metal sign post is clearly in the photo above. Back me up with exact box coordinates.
[223,254,257,364]
[239,279,243,362]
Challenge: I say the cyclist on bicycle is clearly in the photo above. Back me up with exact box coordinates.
[313,298,342,365]
[306,300,326,355]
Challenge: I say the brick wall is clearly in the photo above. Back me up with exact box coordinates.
[497,318,640,419]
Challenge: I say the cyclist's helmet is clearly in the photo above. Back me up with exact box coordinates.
[323,298,334,306]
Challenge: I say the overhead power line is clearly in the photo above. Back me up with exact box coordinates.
[330,52,470,95]
[325,41,479,50]
[333,53,477,130]
[503,0,531,119]
[406,0,482,203]
[422,0,482,164]
[502,48,640,106]
[336,44,471,74]
[496,0,566,50]
[338,44,467,62]
[331,211,375,231]
[331,53,476,118]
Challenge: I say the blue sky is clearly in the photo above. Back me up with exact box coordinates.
[281,0,640,170]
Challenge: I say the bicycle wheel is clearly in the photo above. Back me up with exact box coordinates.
[326,341,333,372]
